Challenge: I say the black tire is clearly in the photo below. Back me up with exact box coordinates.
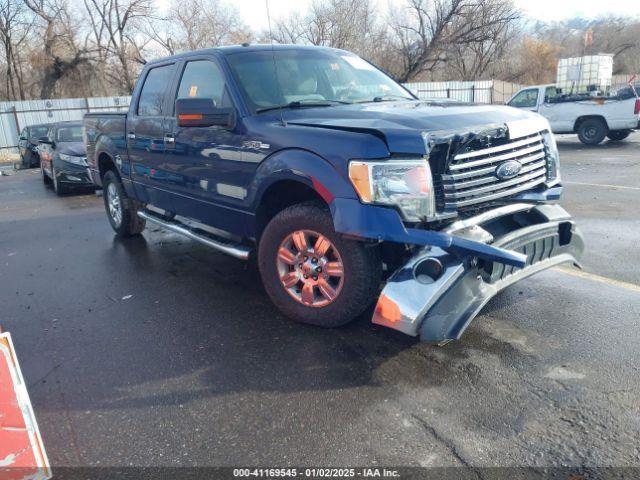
[41,163,52,186]
[51,164,67,195]
[258,202,382,328]
[607,130,631,141]
[577,118,607,145]
[102,170,146,237]
[20,150,37,168]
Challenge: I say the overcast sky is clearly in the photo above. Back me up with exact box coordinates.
[236,0,640,31]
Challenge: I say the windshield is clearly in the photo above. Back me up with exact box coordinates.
[55,125,83,143]
[226,49,415,113]
[31,127,49,138]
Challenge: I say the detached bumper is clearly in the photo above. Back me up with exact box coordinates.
[371,204,584,342]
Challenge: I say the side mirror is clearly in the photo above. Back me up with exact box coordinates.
[38,136,53,145]
[175,98,235,128]
[19,136,27,141]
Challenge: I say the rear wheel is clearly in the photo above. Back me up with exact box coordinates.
[577,118,607,145]
[607,130,631,141]
[258,202,382,327]
[102,170,146,237]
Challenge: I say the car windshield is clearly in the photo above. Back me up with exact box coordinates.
[226,49,415,113]
[56,125,83,143]
[31,127,49,138]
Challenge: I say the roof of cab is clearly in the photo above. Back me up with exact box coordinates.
[145,44,344,65]
[50,120,83,128]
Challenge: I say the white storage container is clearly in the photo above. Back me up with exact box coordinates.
[556,55,614,94]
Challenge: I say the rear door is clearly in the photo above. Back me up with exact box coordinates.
[128,62,179,211]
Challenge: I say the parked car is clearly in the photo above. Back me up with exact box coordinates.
[507,84,640,144]
[38,121,94,195]
[18,124,51,168]
[84,45,583,344]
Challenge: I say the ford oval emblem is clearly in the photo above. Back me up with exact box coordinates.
[495,160,522,180]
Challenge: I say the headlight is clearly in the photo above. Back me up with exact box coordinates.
[541,131,561,186]
[348,159,436,221]
[59,153,87,166]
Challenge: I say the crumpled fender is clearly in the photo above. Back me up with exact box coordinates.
[249,148,358,210]
[330,198,527,268]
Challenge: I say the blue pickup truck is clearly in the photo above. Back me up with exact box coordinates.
[83,44,584,344]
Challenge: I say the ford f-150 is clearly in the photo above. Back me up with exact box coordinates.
[83,45,584,344]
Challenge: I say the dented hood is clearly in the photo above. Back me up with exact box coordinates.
[284,100,546,155]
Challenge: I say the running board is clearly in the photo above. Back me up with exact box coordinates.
[137,210,251,260]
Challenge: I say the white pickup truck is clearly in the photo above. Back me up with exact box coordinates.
[507,84,640,145]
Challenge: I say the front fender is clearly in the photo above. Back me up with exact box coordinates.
[249,148,358,210]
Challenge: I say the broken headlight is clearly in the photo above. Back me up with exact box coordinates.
[348,159,436,221]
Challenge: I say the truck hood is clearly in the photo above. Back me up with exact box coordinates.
[284,100,545,155]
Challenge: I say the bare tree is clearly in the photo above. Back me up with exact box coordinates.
[149,0,251,56]
[24,0,92,98]
[0,0,30,99]
[389,0,520,82]
[84,0,153,93]
[444,1,520,80]
[268,0,385,60]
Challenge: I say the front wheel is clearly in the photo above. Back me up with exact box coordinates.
[41,164,52,186]
[577,119,607,145]
[258,202,382,327]
[607,130,631,141]
[102,170,146,237]
[51,164,67,195]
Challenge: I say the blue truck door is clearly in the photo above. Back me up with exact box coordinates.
[128,62,178,211]
[162,58,256,234]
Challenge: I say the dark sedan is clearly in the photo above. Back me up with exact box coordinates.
[18,123,51,168]
[39,121,95,195]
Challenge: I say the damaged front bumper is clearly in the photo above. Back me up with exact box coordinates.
[373,203,583,342]
[331,199,583,342]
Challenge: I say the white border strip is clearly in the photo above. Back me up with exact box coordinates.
[0,332,51,479]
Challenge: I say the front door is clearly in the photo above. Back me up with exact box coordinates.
[128,62,177,211]
[507,88,540,112]
[162,58,255,235]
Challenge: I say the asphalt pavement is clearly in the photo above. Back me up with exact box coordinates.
[0,134,639,474]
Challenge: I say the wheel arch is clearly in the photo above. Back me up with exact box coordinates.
[574,115,609,132]
[97,151,118,180]
[250,149,358,239]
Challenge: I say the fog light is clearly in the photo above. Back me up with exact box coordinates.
[414,258,443,284]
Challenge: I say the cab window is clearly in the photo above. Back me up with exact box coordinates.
[544,86,558,102]
[138,64,175,116]
[176,60,231,108]
[509,89,539,108]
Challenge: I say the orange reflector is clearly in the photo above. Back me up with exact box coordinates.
[178,114,203,121]
[374,293,402,324]
[348,162,372,202]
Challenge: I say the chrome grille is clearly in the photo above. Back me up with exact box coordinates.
[441,132,547,210]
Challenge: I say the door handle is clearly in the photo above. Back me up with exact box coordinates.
[127,132,136,140]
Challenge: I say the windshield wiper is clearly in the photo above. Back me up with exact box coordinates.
[256,99,350,113]
[356,95,414,104]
